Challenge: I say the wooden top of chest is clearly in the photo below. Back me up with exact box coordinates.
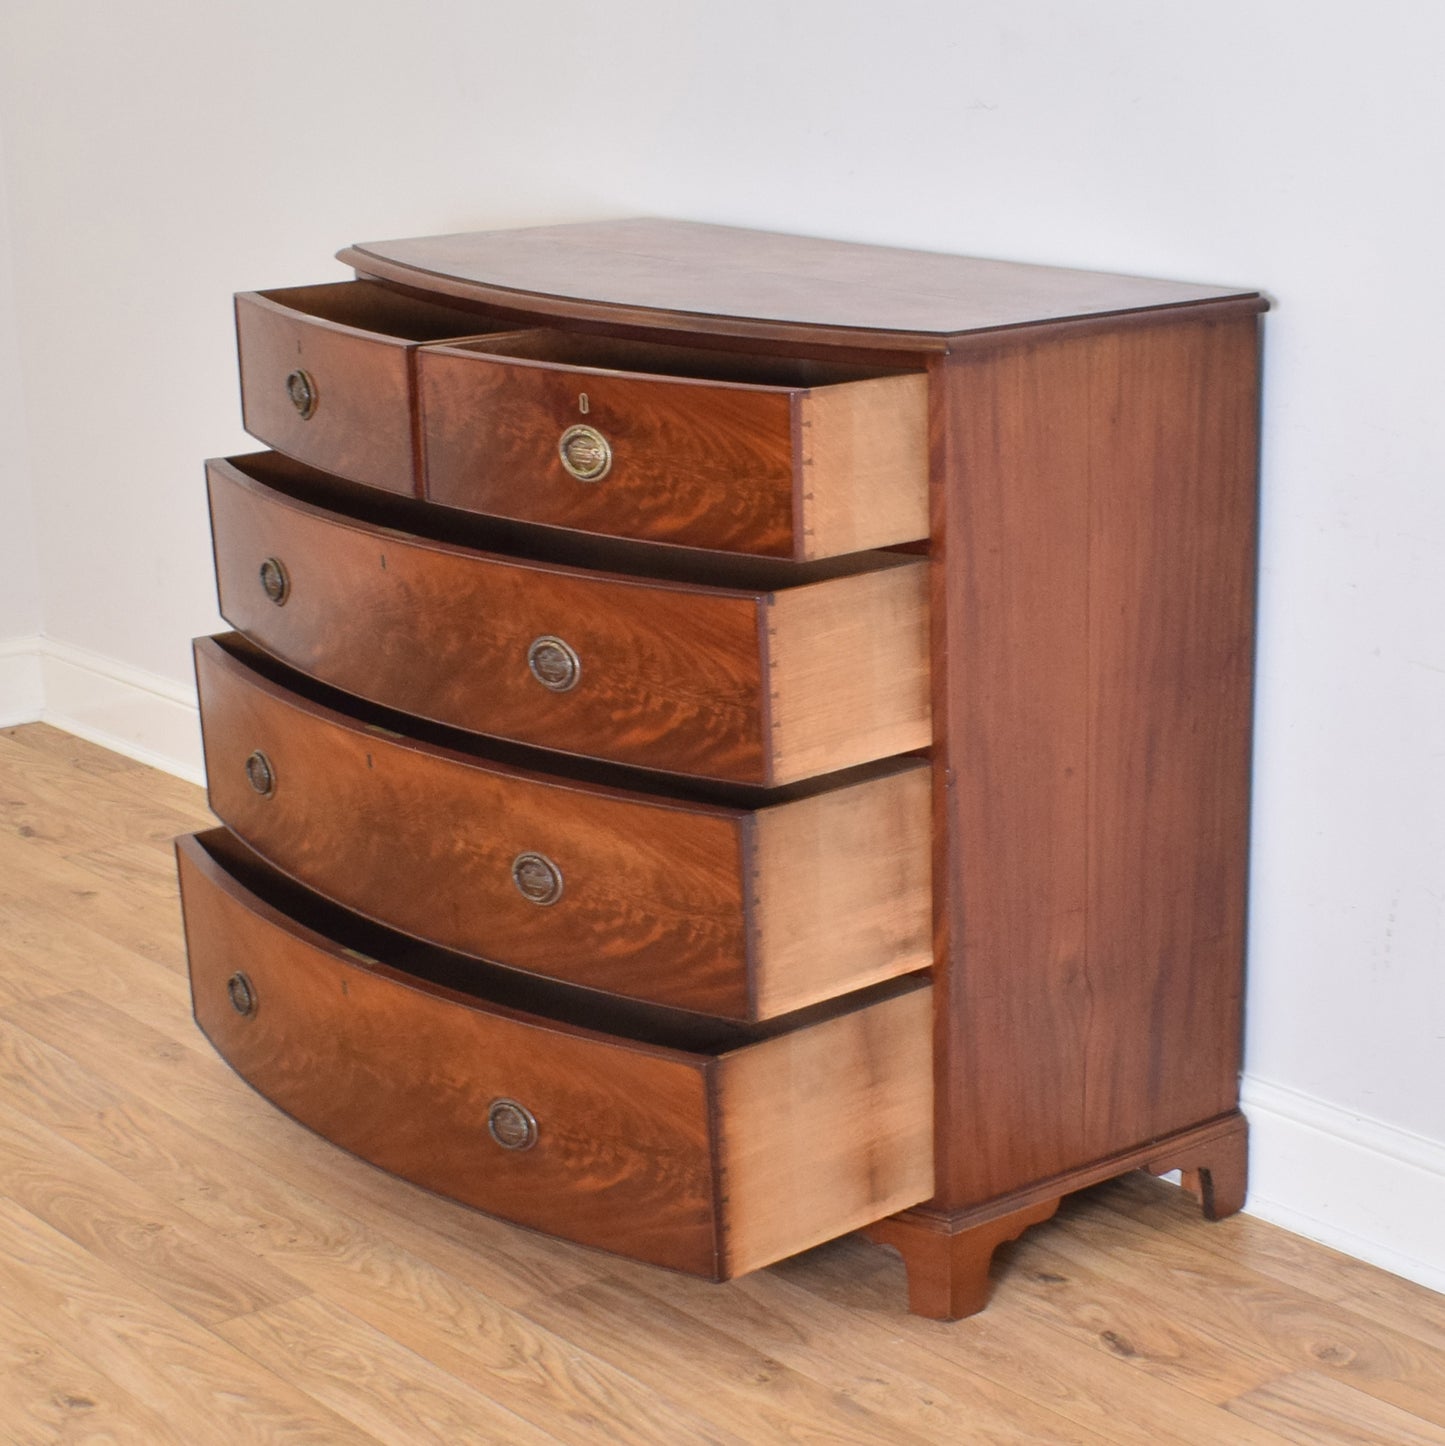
[340,218,1264,352]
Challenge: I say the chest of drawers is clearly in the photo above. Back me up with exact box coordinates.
[177,218,1264,1318]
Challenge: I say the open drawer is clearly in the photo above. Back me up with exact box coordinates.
[236,280,506,494]
[208,451,931,785]
[195,632,932,1020]
[417,329,928,557]
[178,830,934,1278]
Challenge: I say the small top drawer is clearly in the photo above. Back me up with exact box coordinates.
[236,281,505,494]
[208,452,931,786]
[417,331,928,558]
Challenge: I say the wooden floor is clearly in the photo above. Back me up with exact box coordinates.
[2,723,1444,1445]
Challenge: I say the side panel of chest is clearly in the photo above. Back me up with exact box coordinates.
[930,313,1261,1206]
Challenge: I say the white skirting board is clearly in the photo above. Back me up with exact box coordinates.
[4,631,1445,1297]
[1238,1076,1445,1296]
[0,634,203,784]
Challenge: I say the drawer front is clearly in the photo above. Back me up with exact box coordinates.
[236,282,501,495]
[196,634,933,1019]
[208,456,930,784]
[417,336,928,559]
[177,832,934,1278]
[178,831,719,1273]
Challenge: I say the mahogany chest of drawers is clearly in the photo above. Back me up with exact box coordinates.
[178,218,1265,1318]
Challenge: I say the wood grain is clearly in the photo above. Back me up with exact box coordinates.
[699,1242,1293,1446]
[292,218,1263,1322]
[1,724,1436,1443]
[631,1242,1298,1446]
[0,815,195,994]
[417,330,927,558]
[0,721,212,824]
[765,560,932,785]
[340,217,1262,349]
[929,313,1261,1207]
[195,633,931,1018]
[178,832,722,1274]
[0,998,717,1445]
[214,1293,556,1445]
[713,984,933,1276]
[1225,1372,1445,1446]
[1106,1170,1445,1360]
[748,759,932,1017]
[1044,1186,1445,1429]
[0,1198,370,1444]
[201,1194,736,1446]
[236,281,505,495]
[799,368,930,559]
[208,452,928,783]
[0,1105,308,1327]
[177,830,931,1278]
[1081,316,1258,1155]
[0,1002,608,1316]
[0,839,191,1024]
[520,1276,945,1446]
[0,1293,189,1446]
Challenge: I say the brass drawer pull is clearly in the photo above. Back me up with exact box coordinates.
[511,852,563,906]
[245,750,276,797]
[285,369,318,420]
[226,971,257,1017]
[526,635,580,692]
[258,556,290,605]
[558,424,611,482]
[487,1098,538,1151]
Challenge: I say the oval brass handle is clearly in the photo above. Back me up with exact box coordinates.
[244,750,275,797]
[258,556,289,605]
[558,423,611,482]
[285,368,318,420]
[487,1098,538,1151]
[526,636,580,693]
[226,971,257,1017]
[511,852,563,906]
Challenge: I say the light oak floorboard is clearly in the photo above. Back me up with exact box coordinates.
[1225,1370,1445,1446]
[1107,1169,1445,1359]
[0,1293,189,1446]
[0,1198,375,1445]
[0,722,214,826]
[0,1105,309,1327]
[1039,1187,1445,1426]
[521,1276,951,1446]
[1,721,1441,1444]
[0,1015,739,1445]
[629,1243,1291,1446]
[215,1294,557,1446]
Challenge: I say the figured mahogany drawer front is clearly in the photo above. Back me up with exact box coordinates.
[208,454,931,785]
[196,634,932,1020]
[177,830,934,1278]
[236,282,506,495]
[417,332,928,559]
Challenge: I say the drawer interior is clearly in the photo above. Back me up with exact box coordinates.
[254,280,507,343]
[432,329,915,388]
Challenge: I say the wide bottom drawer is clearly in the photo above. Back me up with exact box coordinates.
[177,830,933,1278]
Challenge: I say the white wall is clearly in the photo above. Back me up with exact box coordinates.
[0,112,43,721]
[1,0,1442,1290]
